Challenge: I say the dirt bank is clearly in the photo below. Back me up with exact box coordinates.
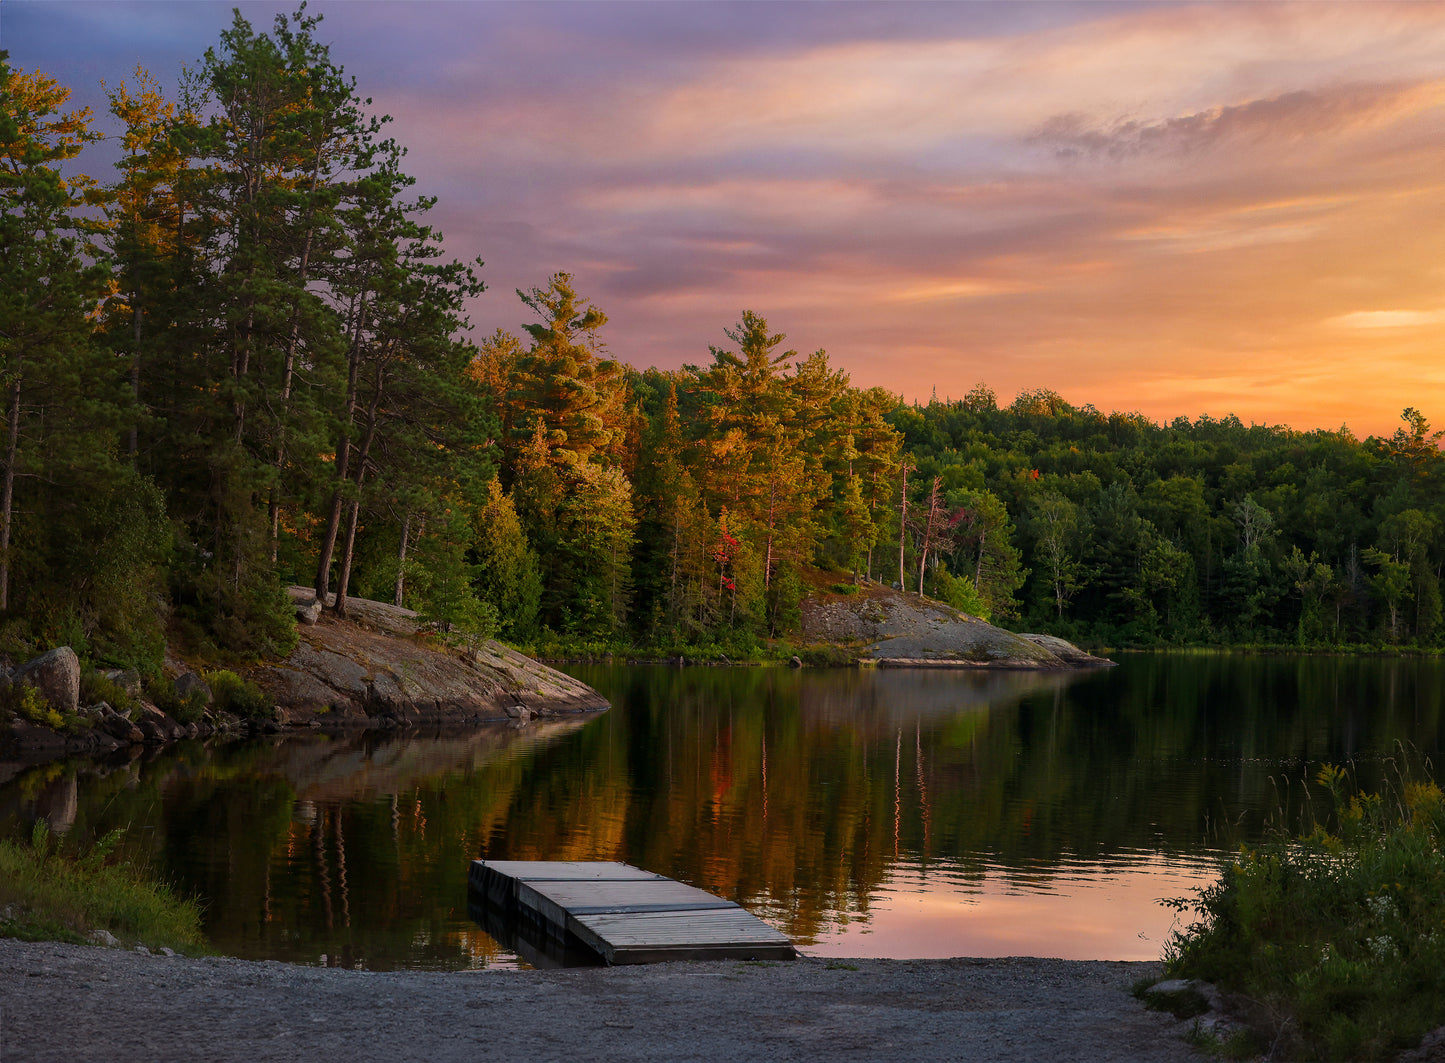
[0,939,1202,1062]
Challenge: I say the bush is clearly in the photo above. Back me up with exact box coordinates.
[142,676,207,725]
[78,670,139,716]
[201,669,272,720]
[2,684,66,730]
[932,563,990,620]
[1164,763,1445,1061]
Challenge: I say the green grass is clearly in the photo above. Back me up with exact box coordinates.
[0,824,207,954]
[1164,761,1445,1061]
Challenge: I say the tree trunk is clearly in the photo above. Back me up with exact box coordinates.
[897,462,911,590]
[394,510,411,607]
[314,294,370,601]
[975,526,988,591]
[129,282,142,458]
[917,477,941,596]
[269,157,327,563]
[0,379,20,612]
[764,475,777,590]
[334,473,366,620]
[333,366,387,617]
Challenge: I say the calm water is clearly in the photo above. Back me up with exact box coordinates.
[4,655,1445,970]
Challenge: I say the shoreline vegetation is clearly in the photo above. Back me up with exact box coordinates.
[0,824,206,956]
[1159,761,1445,1062]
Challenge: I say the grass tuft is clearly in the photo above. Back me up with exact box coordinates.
[0,823,207,955]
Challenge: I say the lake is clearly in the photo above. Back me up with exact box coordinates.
[3,655,1443,970]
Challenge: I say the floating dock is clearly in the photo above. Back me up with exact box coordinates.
[468,860,796,965]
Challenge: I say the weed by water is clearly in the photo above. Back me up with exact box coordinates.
[0,823,207,954]
[202,669,271,720]
[1164,757,1445,1061]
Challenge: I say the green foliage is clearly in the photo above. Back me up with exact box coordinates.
[471,479,543,639]
[932,562,990,619]
[1165,763,1445,1061]
[142,675,206,725]
[897,400,1445,649]
[0,684,66,730]
[0,824,206,953]
[201,669,271,721]
[411,503,499,641]
[78,671,138,716]
[173,570,300,662]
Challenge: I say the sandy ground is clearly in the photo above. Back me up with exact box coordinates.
[0,940,1204,1062]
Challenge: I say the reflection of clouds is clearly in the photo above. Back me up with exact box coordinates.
[802,854,1224,961]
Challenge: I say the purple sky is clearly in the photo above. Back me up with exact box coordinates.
[9,1,1445,436]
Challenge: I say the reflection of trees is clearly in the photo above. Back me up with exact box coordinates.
[3,658,1445,966]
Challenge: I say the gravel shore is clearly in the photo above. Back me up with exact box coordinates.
[0,939,1202,1062]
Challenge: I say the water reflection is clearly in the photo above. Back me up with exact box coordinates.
[2,656,1443,969]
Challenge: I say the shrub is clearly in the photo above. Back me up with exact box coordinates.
[142,676,207,725]
[202,669,272,720]
[829,582,860,596]
[1,684,67,731]
[78,670,139,716]
[1164,762,1445,1061]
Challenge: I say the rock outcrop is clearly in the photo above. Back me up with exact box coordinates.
[246,589,607,727]
[1,591,608,767]
[800,582,1112,669]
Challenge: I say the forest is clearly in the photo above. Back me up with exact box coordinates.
[4,9,1444,675]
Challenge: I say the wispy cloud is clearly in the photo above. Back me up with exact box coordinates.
[1331,309,1445,329]
[12,0,1445,435]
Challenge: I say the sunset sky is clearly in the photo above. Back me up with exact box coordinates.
[8,1,1445,438]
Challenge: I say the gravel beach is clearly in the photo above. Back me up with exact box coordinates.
[0,939,1203,1062]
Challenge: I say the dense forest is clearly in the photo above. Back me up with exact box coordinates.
[4,11,1443,674]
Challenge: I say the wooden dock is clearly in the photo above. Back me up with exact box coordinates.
[469,860,796,965]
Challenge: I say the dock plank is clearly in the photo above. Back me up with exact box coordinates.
[468,859,795,965]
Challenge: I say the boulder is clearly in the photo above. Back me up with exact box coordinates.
[136,705,185,743]
[11,647,80,715]
[97,706,143,744]
[7,717,69,753]
[295,595,323,625]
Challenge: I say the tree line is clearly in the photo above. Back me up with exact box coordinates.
[894,390,1445,647]
[4,11,1441,672]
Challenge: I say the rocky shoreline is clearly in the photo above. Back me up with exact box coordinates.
[1,589,608,770]
[2,582,1109,770]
